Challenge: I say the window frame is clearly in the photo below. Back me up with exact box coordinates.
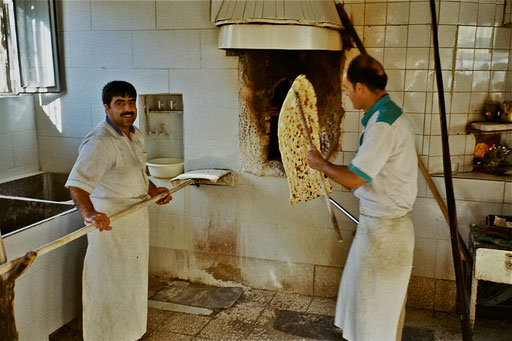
[1,0,61,95]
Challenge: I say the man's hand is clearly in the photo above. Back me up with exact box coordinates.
[69,186,112,231]
[84,211,112,231]
[148,184,172,205]
[306,148,328,172]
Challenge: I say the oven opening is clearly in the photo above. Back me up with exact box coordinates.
[268,79,292,162]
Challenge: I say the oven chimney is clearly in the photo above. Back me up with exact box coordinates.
[215,0,343,51]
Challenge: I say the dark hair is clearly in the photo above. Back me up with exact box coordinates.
[346,54,387,92]
[102,81,137,106]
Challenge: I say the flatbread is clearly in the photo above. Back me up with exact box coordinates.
[278,74,332,205]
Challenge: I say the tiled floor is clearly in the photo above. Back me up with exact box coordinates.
[50,277,512,341]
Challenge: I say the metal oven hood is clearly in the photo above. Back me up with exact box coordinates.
[215,0,343,51]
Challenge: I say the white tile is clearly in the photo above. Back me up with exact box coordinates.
[407,25,431,48]
[453,71,473,92]
[61,104,93,138]
[383,48,406,70]
[0,96,36,133]
[505,183,511,204]
[57,0,91,31]
[403,92,426,113]
[341,111,360,133]
[438,48,453,71]
[491,50,509,71]
[490,71,507,92]
[151,213,187,250]
[450,93,470,114]
[412,237,437,278]
[434,239,455,280]
[405,114,424,135]
[341,132,360,152]
[365,48,384,65]
[477,3,496,26]
[412,197,449,241]
[439,2,460,25]
[429,135,442,157]
[456,200,504,239]
[473,49,492,71]
[406,48,430,70]
[169,69,238,108]
[475,27,493,48]
[156,0,214,30]
[387,2,409,25]
[63,68,170,105]
[133,31,200,69]
[448,135,467,156]
[275,225,344,267]
[365,3,387,25]
[493,27,512,49]
[363,25,385,48]
[448,114,468,135]
[68,31,132,69]
[437,25,457,48]
[13,132,39,168]
[455,49,474,71]
[469,92,488,114]
[38,136,82,172]
[183,106,237,145]
[240,221,277,260]
[0,133,14,171]
[458,2,478,25]
[430,177,505,203]
[200,30,238,69]
[409,1,431,25]
[385,26,408,47]
[405,70,428,92]
[457,26,476,48]
[471,71,490,92]
[386,69,405,92]
[91,0,155,30]
[346,4,365,26]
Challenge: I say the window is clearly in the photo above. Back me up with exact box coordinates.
[0,0,60,94]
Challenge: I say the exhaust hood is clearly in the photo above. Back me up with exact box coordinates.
[215,0,343,50]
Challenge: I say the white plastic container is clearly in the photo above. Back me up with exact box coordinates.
[146,158,184,178]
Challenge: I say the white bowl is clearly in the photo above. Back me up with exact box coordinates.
[146,158,184,178]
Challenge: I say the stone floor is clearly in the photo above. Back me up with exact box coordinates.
[50,277,512,341]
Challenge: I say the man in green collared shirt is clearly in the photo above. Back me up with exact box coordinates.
[307,54,417,341]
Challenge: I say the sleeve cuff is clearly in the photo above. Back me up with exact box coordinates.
[348,163,373,183]
[65,179,95,194]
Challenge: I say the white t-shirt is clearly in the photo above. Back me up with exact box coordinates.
[349,94,417,218]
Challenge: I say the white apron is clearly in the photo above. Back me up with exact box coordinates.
[66,122,151,341]
[82,197,149,341]
[334,213,415,341]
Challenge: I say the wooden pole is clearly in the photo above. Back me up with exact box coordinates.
[0,179,194,277]
[429,1,472,339]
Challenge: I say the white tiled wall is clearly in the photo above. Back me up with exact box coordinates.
[0,96,40,181]
[32,0,512,305]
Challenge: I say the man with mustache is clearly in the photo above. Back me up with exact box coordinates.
[66,80,171,340]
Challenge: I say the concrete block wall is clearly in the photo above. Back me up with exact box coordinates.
[38,0,512,314]
[0,96,39,181]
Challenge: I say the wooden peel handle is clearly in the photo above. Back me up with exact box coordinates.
[294,91,343,242]
[0,179,194,276]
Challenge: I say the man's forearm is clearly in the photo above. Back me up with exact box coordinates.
[318,162,366,190]
[69,186,97,218]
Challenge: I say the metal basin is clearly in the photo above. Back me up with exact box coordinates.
[0,172,71,202]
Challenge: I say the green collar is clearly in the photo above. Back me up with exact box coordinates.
[361,94,390,127]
